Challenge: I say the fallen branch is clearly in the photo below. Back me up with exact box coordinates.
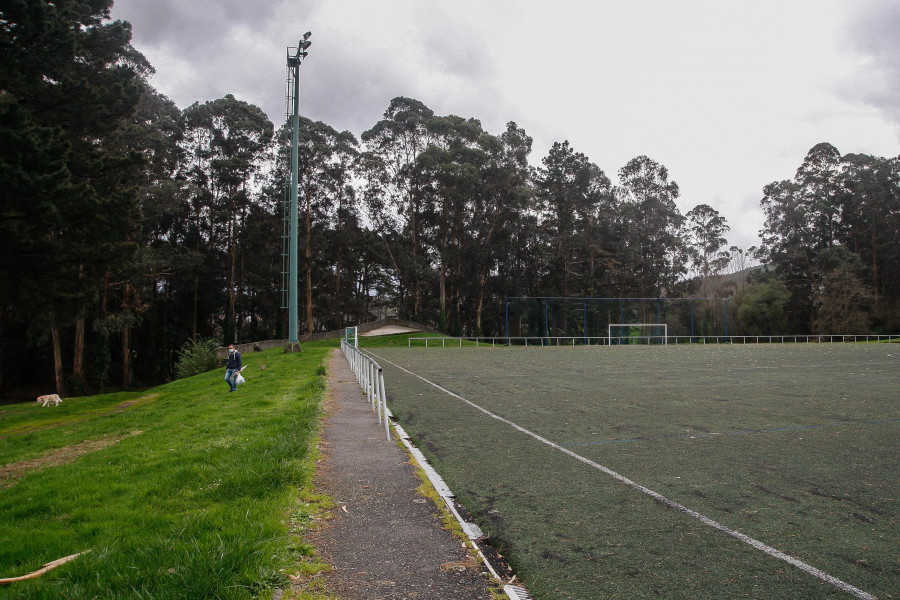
[0,550,91,584]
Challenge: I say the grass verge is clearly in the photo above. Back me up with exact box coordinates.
[0,341,336,599]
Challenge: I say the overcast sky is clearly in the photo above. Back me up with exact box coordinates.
[110,0,900,250]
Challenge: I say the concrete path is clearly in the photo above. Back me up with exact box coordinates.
[312,349,495,599]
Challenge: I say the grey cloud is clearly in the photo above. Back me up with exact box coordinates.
[114,0,306,51]
[112,0,506,137]
[844,0,900,128]
[298,52,406,134]
[411,5,498,82]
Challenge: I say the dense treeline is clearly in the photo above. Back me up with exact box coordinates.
[757,143,899,335]
[1,3,897,398]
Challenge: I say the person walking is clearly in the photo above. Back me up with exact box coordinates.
[225,344,242,392]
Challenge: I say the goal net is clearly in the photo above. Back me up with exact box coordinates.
[608,324,668,345]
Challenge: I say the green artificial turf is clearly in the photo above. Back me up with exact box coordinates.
[0,343,333,599]
[371,343,899,600]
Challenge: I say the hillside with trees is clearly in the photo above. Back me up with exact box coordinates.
[1,3,897,398]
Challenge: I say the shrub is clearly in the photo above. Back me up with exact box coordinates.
[174,337,220,379]
[734,280,791,335]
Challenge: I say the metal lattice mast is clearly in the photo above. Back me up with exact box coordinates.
[285,33,311,348]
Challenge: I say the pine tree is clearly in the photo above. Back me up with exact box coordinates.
[0,0,150,394]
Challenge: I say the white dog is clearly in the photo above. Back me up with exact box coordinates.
[36,394,63,407]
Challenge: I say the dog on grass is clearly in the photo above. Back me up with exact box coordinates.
[36,394,62,407]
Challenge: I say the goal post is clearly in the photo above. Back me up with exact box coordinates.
[608,324,668,345]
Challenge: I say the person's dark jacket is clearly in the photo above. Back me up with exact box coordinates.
[226,350,242,370]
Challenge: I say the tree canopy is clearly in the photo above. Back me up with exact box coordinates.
[1,5,897,398]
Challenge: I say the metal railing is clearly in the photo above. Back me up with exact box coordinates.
[408,334,900,347]
[341,340,390,440]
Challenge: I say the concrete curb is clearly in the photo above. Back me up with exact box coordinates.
[313,351,499,599]
[391,416,533,600]
[344,343,532,600]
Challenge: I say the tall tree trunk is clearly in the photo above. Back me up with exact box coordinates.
[72,265,86,392]
[411,205,420,318]
[335,202,344,329]
[455,225,462,333]
[305,197,314,334]
[236,218,245,342]
[871,230,880,308]
[438,213,449,328]
[51,322,66,397]
[122,323,132,388]
[72,311,85,392]
[473,205,502,337]
[192,273,199,340]
[475,273,486,336]
[122,283,132,388]
[335,254,343,329]
[227,213,237,343]
[381,234,404,308]
[439,263,447,326]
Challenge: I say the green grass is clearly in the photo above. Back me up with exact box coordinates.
[0,342,334,599]
[359,332,492,349]
[357,331,447,348]
[371,343,899,600]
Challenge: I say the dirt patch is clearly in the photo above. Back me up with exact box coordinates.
[106,398,150,413]
[0,430,143,490]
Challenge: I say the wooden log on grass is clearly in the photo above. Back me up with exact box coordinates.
[0,550,90,584]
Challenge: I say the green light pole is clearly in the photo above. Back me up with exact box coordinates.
[286,32,311,352]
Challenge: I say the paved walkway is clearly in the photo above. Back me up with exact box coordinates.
[310,350,496,599]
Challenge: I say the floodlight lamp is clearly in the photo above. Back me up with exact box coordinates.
[303,31,311,40]
[300,40,311,50]
[299,51,308,58]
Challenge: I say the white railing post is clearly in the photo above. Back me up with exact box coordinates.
[370,362,377,411]
[375,367,383,424]
[367,361,374,409]
[340,342,392,442]
[379,368,389,440]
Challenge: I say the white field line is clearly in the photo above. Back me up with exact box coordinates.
[370,351,878,600]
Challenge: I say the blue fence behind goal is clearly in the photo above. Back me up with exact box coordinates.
[505,297,732,343]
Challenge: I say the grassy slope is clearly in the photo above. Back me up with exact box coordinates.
[357,332,444,348]
[0,342,336,600]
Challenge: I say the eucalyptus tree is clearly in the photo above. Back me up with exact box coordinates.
[758,177,813,326]
[416,114,486,331]
[324,187,369,329]
[794,142,844,249]
[470,122,534,335]
[685,203,731,297]
[294,117,359,333]
[837,153,900,325]
[535,141,614,299]
[759,144,863,330]
[181,95,273,343]
[360,97,436,319]
[614,156,685,299]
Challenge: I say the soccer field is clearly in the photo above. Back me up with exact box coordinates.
[367,343,899,600]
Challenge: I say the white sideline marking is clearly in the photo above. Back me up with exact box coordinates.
[372,352,878,600]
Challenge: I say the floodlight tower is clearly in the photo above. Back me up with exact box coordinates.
[285,32,311,352]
